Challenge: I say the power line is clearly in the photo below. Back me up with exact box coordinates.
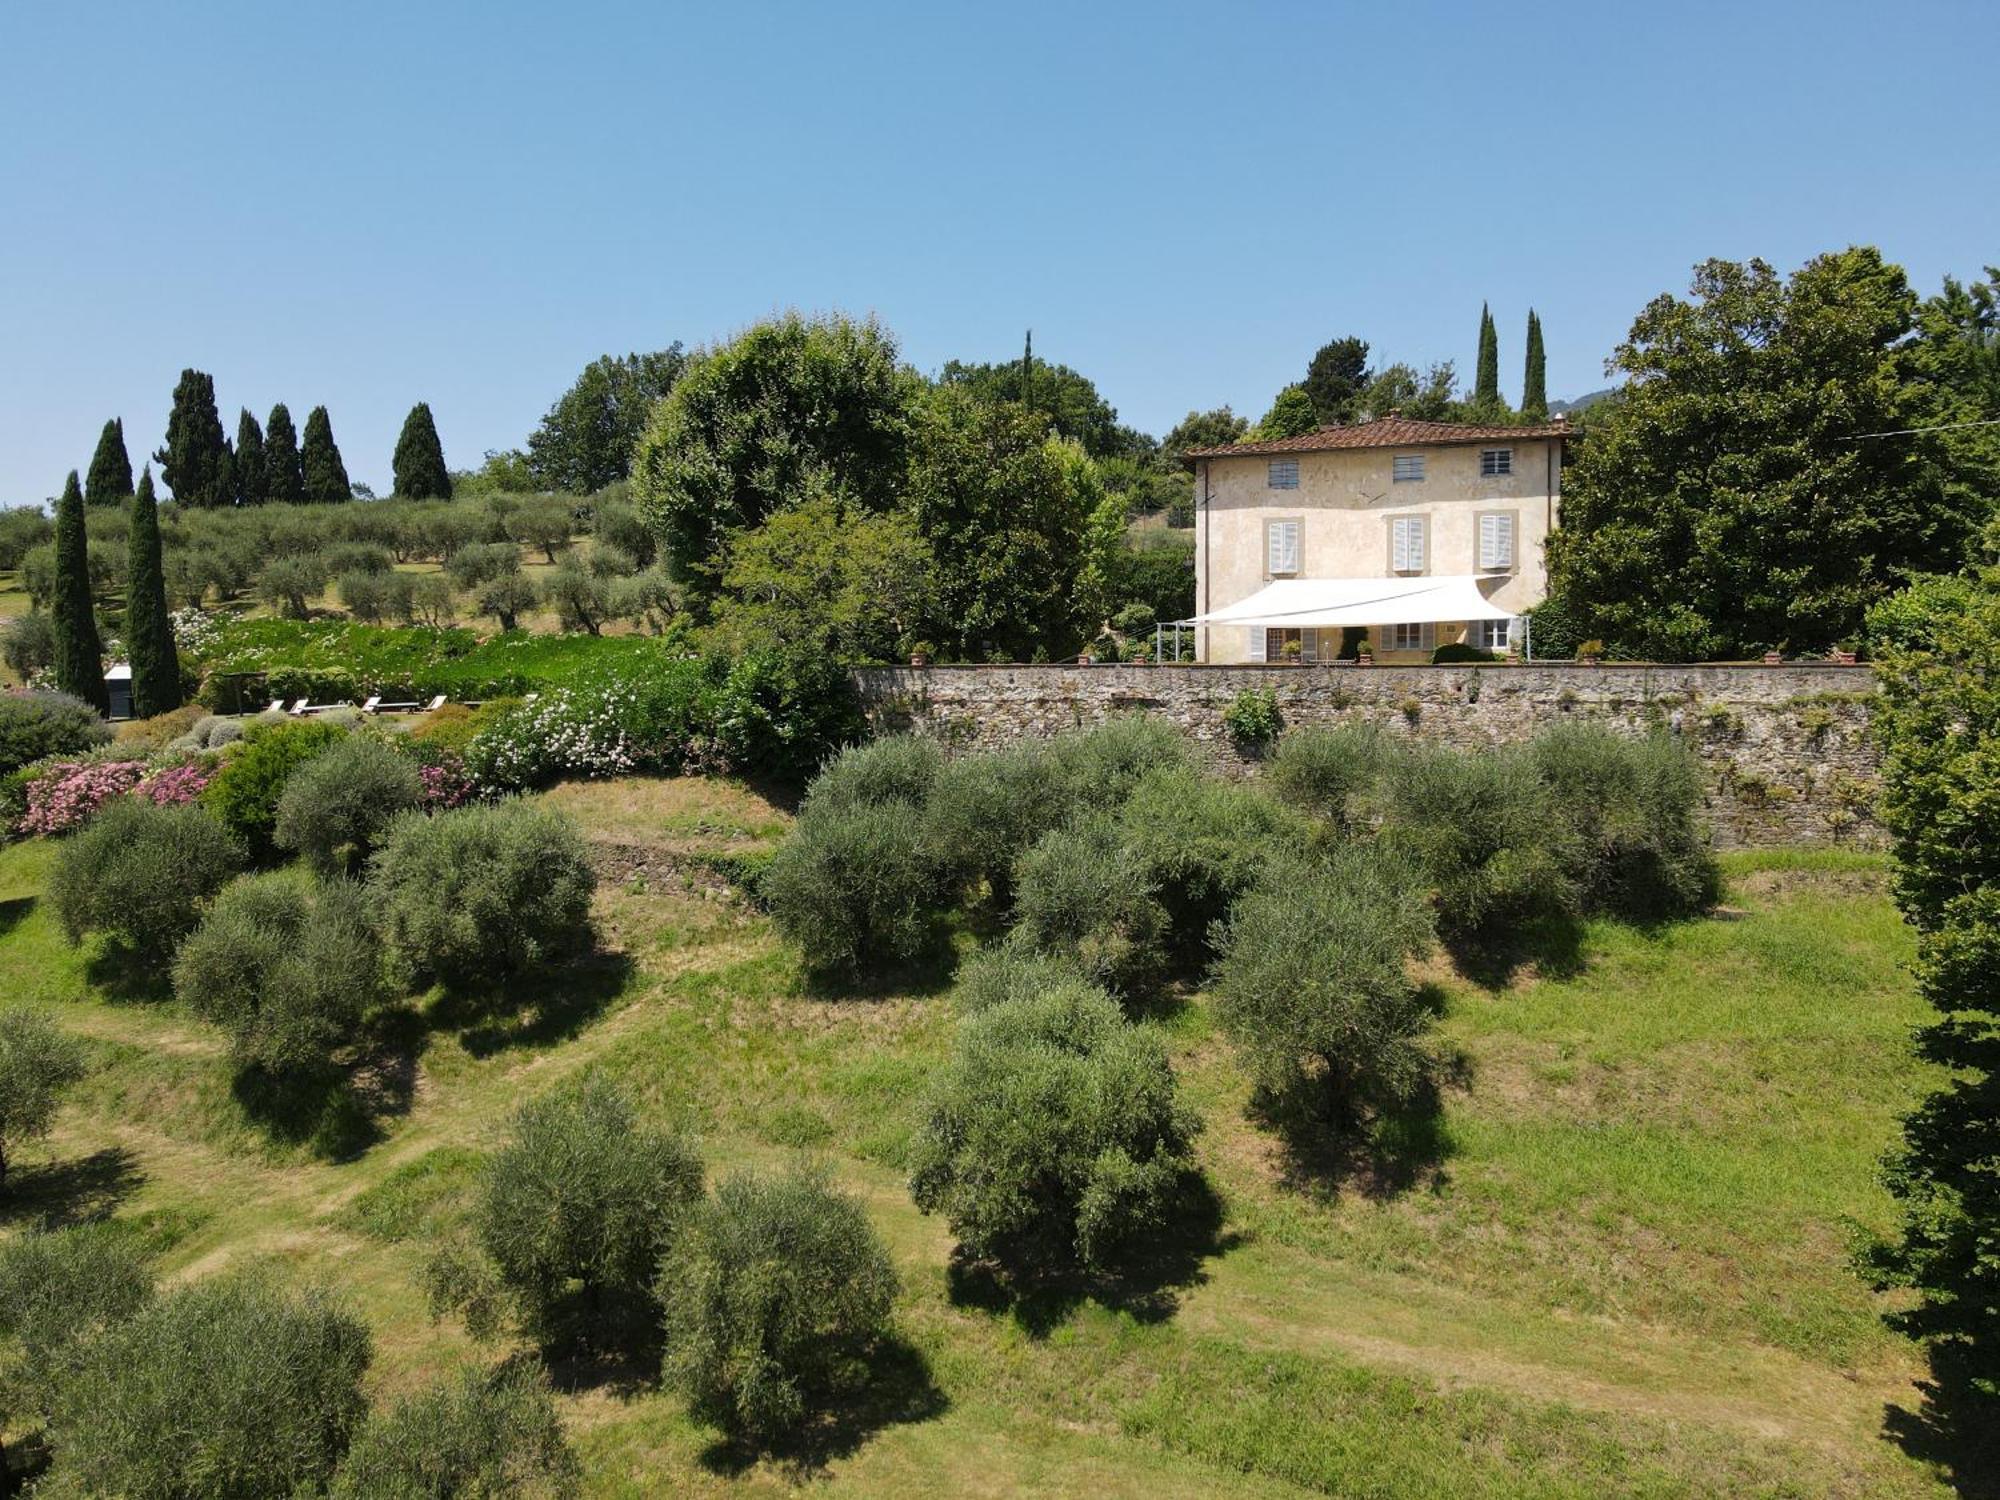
[1836,416,2000,442]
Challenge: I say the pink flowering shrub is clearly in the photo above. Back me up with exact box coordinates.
[417,756,475,810]
[137,761,217,807]
[20,759,147,837]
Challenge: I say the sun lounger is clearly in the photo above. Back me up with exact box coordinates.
[288,698,310,715]
[360,695,381,713]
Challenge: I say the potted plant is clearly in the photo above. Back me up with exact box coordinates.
[1762,649,1783,665]
[1578,639,1604,666]
[908,642,934,668]
[1832,638,1859,665]
[1355,637,1374,667]
[1076,649,1095,666]
[1279,638,1303,665]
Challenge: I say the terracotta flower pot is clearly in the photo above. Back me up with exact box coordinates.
[909,653,929,668]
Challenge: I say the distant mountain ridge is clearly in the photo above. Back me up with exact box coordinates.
[1550,387,1618,415]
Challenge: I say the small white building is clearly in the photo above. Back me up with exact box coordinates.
[1180,415,1570,663]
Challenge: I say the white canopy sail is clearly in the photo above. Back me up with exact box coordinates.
[1175,574,1515,628]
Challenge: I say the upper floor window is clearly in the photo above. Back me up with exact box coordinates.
[1392,454,1426,483]
[1389,515,1426,575]
[1266,519,1300,576]
[1478,512,1516,570]
[1267,458,1299,489]
[1480,448,1513,477]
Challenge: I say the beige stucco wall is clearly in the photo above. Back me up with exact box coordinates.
[1192,438,1561,663]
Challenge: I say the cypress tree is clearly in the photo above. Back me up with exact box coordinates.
[153,369,232,507]
[234,409,269,506]
[85,418,134,506]
[300,406,351,504]
[126,467,181,716]
[50,472,108,713]
[1474,303,1501,408]
[391,401,453,499]
[1522,310,1548,421]
[265,403,304,504]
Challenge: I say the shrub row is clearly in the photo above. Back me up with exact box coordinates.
[0,1226,581,1497]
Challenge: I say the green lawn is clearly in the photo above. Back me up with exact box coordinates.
[0,789,1953,1496]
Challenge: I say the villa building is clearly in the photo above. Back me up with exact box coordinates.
[1180,415,1571,663]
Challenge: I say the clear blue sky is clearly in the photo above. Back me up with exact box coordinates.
[3,0,1994,504]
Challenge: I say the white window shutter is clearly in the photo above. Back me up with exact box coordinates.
[1393,517,1424,573]
[1391,520,1410,572]
[1268,521,1299,575]
[1281,521,1299,574]
[1480,513,1513,569]
[1247,625,1266,661]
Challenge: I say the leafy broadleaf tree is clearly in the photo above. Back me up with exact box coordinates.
[904,387,1120,661]
[125,468,182,717]
[1159,407,1249,465]
[527,347,686,494]
[153,368,233,508]
[1302,336,1371,425]
[234,407,268,506]
[301,405,352,503]
[1521,310,1549,421]
[84,418,133,507]
[1863,573,2000,1427]
[265,402,305,504]
[49,472,107,713]
[938,352,1148,460]
[1357,360,1460,422]
[632,314,914,598]
[392,400,453,499]
[1546,249,1984,659]
[1252,384,1319,440]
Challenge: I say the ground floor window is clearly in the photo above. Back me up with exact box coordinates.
[1390,622,1431,652]
[1476,618,1516,651]
[1251,626,1319,661]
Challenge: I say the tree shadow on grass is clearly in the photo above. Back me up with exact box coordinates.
[232,1065,385,1163]
[1882,1366,2000,1499]
[1252,1051,1464,1204]
[1446,911,1587,990]
[944,1170,1238,1340]
[436,949,637,1059]
[695,1334,949,1479]
[0,892,36,940]
[81,940,177,1005]
[0,1145,142,1229]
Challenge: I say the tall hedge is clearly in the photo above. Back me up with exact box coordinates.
[126,468,183,717]
[1864,573,2000,1414]
[49,471,107,714]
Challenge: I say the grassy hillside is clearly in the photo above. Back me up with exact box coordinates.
[0,780,1952,1496]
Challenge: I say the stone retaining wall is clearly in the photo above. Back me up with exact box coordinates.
[852,663,1883,850]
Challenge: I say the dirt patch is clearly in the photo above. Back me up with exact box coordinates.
[1733,868,1889,901]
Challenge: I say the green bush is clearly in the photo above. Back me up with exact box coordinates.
[2,612,57,682]
[446,1079,704,1352]
[255,554,330,619]
[764,799,945,983]
[1011,817,1168,999]
[924,745,1071,906]
[331,1359,580,1499]
[1116,767,1308,967]
[1430,641,1498,664]
[204,717,346,856]
[1377,743,1579,952]
[48,799,245,963]
[38,1272,371,1500]
[173,873,383,1076]
[1047,715,1192,809]
[908,987,1200,1275]
[1210,847,1438,1122]
[274,732,424,878]
[444,540,526,592]
[0,1008,87,1192]
[370,802,596,987]
[658,1169,899,1444]
[799,735,942,816]
[1265,725,1390,832]
[1222,687,1283,750]
[0,688,110,778]
[1529,723,1719,920]
[950,942,1102,1014]
[0,1224,154,1411]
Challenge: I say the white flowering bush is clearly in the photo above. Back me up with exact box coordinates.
[463,688,641,791]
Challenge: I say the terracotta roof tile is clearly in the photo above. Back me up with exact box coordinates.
[1183,414,1571,462]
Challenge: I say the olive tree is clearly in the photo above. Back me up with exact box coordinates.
[0,1010,86,1192]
